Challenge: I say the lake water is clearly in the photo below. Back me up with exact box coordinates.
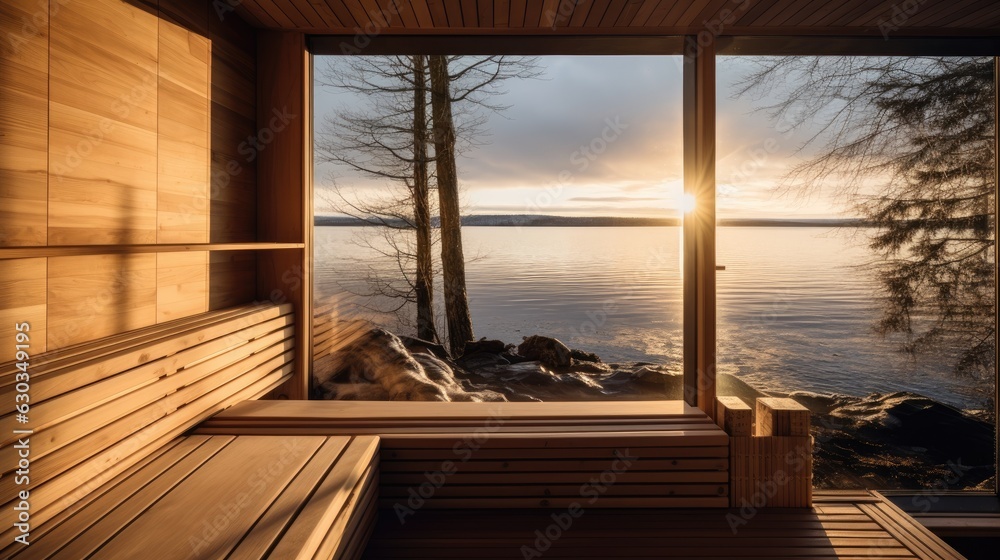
[315,226,989,410]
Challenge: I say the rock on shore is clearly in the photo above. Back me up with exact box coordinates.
[314,325,995,490]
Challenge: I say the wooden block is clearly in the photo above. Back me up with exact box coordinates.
[728,435,812,508]
[756,397,809,436]
[716,396,752,436]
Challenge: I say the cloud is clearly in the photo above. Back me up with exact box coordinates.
[569,196,662,203]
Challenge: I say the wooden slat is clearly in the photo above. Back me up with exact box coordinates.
[911,513,1000,538]
[225,436,353,559]
[2,437,190,555]
[361,492,953,559]
[0,302,272,380]
[203,399,708,423]
[426,0,450,26]
[5,435,382,560]
[310,452,380,559]
[0,340,295,504]
[0,302,292,405]
[0,357,292,541]
[381,471,729,485]
[20,436,234,559]
[269,436,381,557]
[411,0,435,27]
[0,243,302,260]
[300,0,341,27]
[380,457,729,472]
[230,0,1000,33]
[0,317,293,467]
[91,436,324,559]
[323,0,359,27]
[0,302,294,543]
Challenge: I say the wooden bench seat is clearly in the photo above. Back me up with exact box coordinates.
[0,303,381,559]
[3,435,379,560]
[197,401,732,508]
[0,303,297,543]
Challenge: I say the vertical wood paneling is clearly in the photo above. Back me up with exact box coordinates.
[257,31,309,398]
[156,251,208,322]
[209,251,258,309]
[0,258,46,361]
[210,11,258,243]
[1,0,259,355]
[48,0,159,245]
[158,1,211,243]
[47,254,157,349]
[0,0,48,247]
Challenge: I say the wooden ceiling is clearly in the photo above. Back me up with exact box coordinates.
[231,0,1000,36]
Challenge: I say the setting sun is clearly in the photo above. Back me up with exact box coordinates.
[680,193,697,213]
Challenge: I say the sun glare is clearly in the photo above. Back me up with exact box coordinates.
[680,193,697,214]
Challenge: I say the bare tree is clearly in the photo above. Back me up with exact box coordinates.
[317,54,541,354]
[317,55,439,341]
[430,54,474,354]
[429,55,542,355]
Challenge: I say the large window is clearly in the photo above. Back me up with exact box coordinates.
[309,46,997,493]
[312,54,684,403]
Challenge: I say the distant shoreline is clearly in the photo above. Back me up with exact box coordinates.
[315,215,866,228]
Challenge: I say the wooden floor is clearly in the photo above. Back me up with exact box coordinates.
[362,491,965,559]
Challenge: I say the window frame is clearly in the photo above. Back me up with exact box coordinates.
[306,36,999,500]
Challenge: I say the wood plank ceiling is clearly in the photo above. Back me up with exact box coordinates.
[230,0,1000,35]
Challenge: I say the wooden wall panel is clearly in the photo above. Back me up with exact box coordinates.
[47,254,157,350]
[210,12,258,243]
[156,251,209,322]
[0,0,48,247]
[210,251,258,310]
[47,0,159,245]
[158,2,211,243]
[0,0,260,356]
[257,31,309,398]
[0,259,46,361]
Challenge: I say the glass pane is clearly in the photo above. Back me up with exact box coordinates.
[717,55,996,491]
[313,55,684,402]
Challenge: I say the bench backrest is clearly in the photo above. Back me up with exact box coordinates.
[0,302,294,541]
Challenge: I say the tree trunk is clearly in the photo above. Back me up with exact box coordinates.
[411,55,437,343]
[429,55,474,355]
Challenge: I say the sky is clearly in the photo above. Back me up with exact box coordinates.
[313,55,852,220]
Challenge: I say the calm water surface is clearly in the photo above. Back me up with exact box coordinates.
[315,226,986,410]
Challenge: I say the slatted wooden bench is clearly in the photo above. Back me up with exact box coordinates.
[0,303,379,559]
[4,435,379,559]
[197,400,732,508]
